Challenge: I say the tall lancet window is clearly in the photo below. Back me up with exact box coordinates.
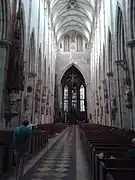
[28,31,35,73]
[64,85,68,111]
[77,35,83,51]
[64,35,70,51]
[130,0,135,39]
[80,85,85,111]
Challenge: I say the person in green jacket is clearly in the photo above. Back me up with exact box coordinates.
[126,138,135,159]
[13,119,32,180]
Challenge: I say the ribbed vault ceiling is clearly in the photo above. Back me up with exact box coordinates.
[50,0,95,42]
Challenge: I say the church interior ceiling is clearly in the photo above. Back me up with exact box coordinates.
[50,0,95,41]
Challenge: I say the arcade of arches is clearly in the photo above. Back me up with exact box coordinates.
[1,0,135,179]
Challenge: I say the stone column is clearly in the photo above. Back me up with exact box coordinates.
[77,86,80,111]
[0,40,11,127]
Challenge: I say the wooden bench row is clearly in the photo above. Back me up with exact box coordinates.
[37,123,68,137]
[80,123,135,180]
[0,123,68,179]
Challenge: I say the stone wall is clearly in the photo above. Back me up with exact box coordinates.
[89,0,135,129]
[0,0,56,127]
[55,46,91,119]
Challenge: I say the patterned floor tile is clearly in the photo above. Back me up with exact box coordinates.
[32,172,50,178]
[37,167,52,172]
[24,126,77,180]
[55,167,69,172]
[57,160,70,164]
[43,160,57,163]
[51,172,68,178]
[56,164,70,168]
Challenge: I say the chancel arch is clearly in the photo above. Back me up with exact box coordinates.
[61,66,87,123]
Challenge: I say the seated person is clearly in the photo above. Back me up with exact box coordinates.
[126,138,135,159]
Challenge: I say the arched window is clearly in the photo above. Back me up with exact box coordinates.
[64,85,68,111]
[28,31,35,73]
[108,31,113,73]
[77,35,83,51]
[117,7,126,63]
[99,56,101,85]
[64,35,70,51]
[60,43,62,49]
[48,66,50,84]
[6,5,25,91]
[38,46,41,79]
[85,43,88,49]
[43,56,46,81]
[0,0,8,39]
[103,45,105,77]
[129,0,135,98]
[61,66,86,113]
[80,85,85,111]
[130,0,135,39]
[116,6,128,127]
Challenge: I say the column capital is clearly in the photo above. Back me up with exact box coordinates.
[0,40,12,48]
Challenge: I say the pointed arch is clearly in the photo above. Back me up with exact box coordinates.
[28,29,36,74]
[108,29,113,73]
[6,2,25,91]
[0,0,10,39]
[61,65,86,114]
[128,0,135,101]
[116,6,126,63]
[61,65,85,86]
[129,0,135,39]
[38,44,42,79]
[116,4,130,128]
[103,44,105,76]
[59,63,86,85]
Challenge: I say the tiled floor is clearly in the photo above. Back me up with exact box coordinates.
[7,125,90,180]
[25,126,76,180]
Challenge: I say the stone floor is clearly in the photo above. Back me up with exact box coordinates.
[7,125,90,180]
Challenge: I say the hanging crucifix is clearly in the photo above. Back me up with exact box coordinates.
[69,74,76,86]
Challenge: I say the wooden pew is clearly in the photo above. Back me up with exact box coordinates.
[37,123,68,137]
[0,129,13,178]
[91,147,129,180]
[100,161,135,180]
[79,124,135,180]
[0,127,49,179]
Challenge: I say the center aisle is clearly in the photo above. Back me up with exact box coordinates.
[24,125,89,180]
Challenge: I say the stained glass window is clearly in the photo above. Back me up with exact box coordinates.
[64,35,70,52]
[77,35,83,51]
[80,85,85,111]
[72,86,77,108]
[64,86,68,111]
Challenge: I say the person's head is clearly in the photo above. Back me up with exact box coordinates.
[132,138,135,147]
[22,119,30,126]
